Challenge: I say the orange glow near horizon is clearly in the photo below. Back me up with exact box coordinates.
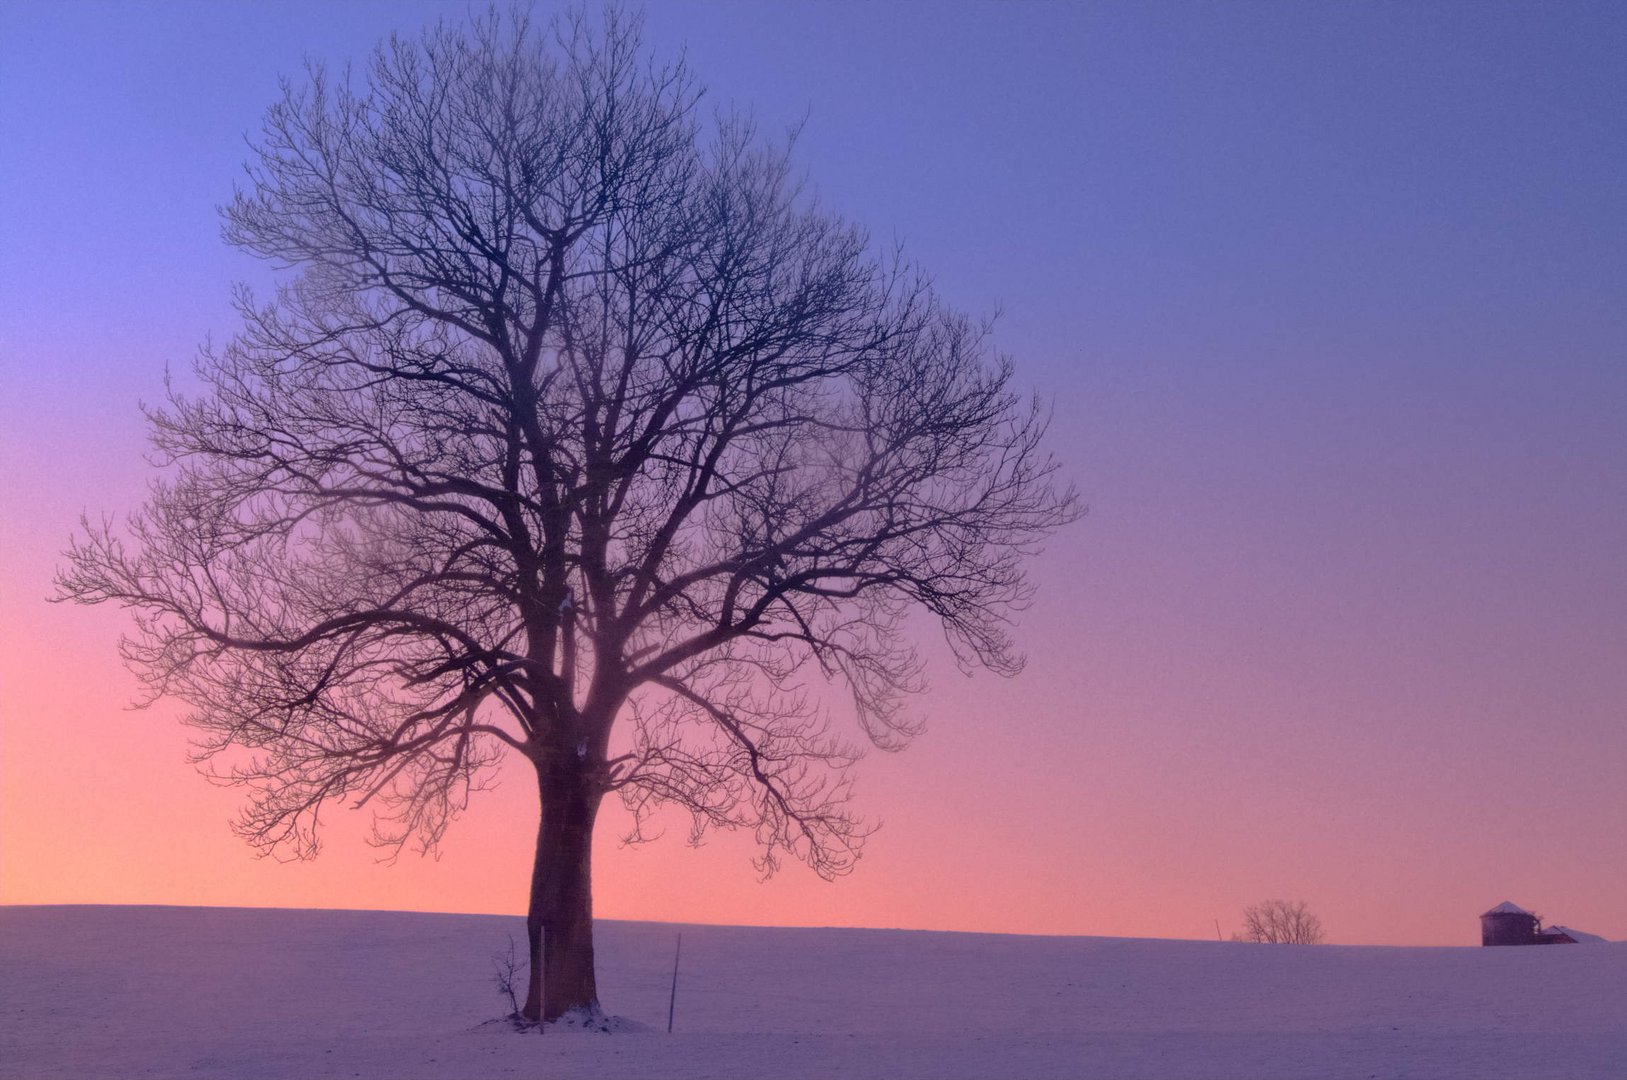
[4,510,1623,947]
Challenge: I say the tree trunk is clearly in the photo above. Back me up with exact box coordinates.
[520,759,603,1021]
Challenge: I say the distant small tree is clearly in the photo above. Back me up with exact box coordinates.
[1234,900,1324,944]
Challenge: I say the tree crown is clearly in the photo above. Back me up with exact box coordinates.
[58,6,1079,878]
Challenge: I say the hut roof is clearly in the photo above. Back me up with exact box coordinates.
[1544,925,1608,944]
[1483,901,1532,916]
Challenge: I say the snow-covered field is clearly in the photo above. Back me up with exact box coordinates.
[1,906,1621,1079]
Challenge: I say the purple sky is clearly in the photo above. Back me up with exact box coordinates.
[2,1,1623,944]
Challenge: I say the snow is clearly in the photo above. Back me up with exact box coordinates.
[2,905,1624,1079]
[1483,901,1532,916]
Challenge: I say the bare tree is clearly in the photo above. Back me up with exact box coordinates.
[1234,900,1325,944]
[57,7,1078,1020]
[492,935,525,1021]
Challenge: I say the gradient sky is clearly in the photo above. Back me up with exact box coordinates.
[2,1,1623,946]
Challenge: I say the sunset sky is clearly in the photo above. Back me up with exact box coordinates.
[2,1,1623,946]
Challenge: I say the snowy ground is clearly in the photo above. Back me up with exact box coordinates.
[1,906,1622,1079]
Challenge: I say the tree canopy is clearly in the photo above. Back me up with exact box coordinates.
[59,7,1079,1019]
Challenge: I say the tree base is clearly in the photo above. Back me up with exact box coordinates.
[485,1004,651,1035]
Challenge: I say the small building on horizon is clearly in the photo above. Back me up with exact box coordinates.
[1480,902,1606,946]
[1538,925,1608,945]
[1481,901,1540,946]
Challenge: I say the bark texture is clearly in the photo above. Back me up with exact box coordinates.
[523,764,602,1020]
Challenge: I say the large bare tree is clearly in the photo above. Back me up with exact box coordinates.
[58,8,1077,1020]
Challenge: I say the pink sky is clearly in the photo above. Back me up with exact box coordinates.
[2,2,1623,945]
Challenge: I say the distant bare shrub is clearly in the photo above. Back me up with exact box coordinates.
[1233,900,1324,944]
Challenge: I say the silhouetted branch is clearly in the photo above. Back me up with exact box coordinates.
[56,3,1078,884]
